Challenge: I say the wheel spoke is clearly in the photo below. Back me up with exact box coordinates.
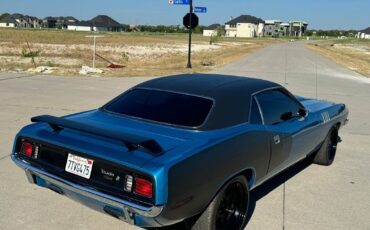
[216,181,248,230]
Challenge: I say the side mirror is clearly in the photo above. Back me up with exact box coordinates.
[280,112,293,121]
[298,108,307,117]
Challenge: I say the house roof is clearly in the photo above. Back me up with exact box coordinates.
[10,13,24,19]
[90,15,121,28]
[0,15,17,24]
[65,16,78,21]
[361,27,370,34]
[67,20,92,27]
[289,21,308,25]
[204,24,221,30]
[44,16,57,21]
[225,15,264,25]
[264,20,282,25]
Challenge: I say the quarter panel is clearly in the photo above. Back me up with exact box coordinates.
[160,129,270,221]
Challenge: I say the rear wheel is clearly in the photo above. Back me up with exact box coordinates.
[313,128,338,166]
[190,175,249,230]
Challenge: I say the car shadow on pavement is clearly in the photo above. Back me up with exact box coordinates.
[245,156,313,225]
[149,157,314,230]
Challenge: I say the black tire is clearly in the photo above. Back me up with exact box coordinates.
[313,127,338,166]
[190,175,249,230]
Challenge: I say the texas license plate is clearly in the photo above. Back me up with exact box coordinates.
[65,153,94,179]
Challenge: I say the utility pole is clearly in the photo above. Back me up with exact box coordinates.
[187,0,193,68]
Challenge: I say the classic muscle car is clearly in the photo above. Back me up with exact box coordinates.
[12,74,348,229]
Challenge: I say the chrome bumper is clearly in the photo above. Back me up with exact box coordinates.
[11,153,163,225]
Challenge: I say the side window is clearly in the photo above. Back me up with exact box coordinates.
[250,97,262,124]
[256,90,300,125]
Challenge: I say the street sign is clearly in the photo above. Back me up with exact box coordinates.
[168,0,190,5]
[194,7,207,13]
[183,13,199,29]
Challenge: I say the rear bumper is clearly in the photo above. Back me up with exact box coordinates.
[11,152,163,226]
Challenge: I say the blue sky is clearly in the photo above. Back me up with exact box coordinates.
[0,0,369,30]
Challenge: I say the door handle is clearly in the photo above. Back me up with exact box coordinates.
[273,135,281,144]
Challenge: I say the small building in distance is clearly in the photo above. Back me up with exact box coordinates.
[43,16,78,29]
[203,24,222,37]
[90,15,122,32]
[264,20,282,37]
[67,15,122,32]
[0,13,42,28]
[0,16,17,28]
[280,23,290,36]
[225,15,264,38]
[356,27,370,39]
[67,21,93,32]
[288,21,308,37]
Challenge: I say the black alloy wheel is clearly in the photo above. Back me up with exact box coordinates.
[215,181,249,230]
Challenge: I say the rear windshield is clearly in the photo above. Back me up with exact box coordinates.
[103,88,214,128]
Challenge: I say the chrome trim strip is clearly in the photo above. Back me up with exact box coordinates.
[11,153,163,219]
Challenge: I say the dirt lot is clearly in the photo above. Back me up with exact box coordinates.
[307,39,370,77]
[0,28,278,77]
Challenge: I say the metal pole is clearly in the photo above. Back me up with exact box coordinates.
[93,36,96,68]
[186,0,193,68]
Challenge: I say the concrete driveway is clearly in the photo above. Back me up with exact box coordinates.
[0,41,369,230]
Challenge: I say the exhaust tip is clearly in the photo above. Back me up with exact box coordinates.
[48,184,64,195]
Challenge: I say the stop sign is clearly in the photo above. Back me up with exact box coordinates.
[183,13,199,29]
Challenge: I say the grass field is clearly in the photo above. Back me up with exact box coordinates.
[0,28,279,77]
[307,39,370,77]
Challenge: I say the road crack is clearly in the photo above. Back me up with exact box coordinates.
[0,74,37,82]
[0,154,10,162]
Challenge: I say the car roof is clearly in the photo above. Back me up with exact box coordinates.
[136,74,281,130]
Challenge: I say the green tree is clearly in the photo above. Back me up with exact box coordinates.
[0,13,10,21]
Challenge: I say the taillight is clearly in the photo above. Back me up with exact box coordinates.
[21,141,34,157]
[134,177,153,198]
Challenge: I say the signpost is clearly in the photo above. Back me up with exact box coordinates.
[170,0,206,68]
[186,0,193,68]
[168,0,190,5]
[85,35,105,69]
[183,13,199,29]
[194,7,207,13]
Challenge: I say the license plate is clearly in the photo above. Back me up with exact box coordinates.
[65,153,94,179]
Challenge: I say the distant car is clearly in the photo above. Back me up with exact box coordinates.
[12,74,348,229]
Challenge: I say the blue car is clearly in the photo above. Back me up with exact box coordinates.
[12,74,348,229]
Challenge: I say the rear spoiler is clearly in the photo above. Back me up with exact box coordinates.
[31,115,163,155]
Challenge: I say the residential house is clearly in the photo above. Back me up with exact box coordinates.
[279,23,290,36]
[89,15,122,32]
[203,24,222,37]
[0,13,42,28]
[67,21,93,32]
[356,27,370,39]
[67,15,122,32]
[225,15,264,38]
[27,16,42,28]
[288,21,308,37]
[43,16,78,29]
[0,16,17,28]
[43,17,57,28]
[264,20,282,37]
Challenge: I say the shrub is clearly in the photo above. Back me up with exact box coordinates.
[209,36,219,45]
[121,52,130,62]
[45,61,56,67]
[21,48,40,58]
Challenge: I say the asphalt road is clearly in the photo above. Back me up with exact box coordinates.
[0,41,369,230]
